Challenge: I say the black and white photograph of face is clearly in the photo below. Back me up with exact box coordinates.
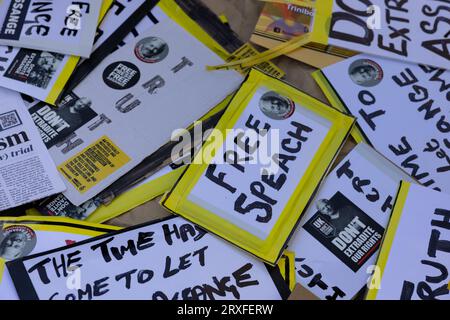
[134,37,169,63]
[259,91,295,120]
[348,59,383,87]
[0,226,36,261]
[316,199,340,220]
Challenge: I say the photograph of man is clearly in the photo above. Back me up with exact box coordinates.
[28,52,64,88]
[259,91,295,120]
[315,198,365,235]
[0,230,31,260]
[135,37,169,63]
[348,59,383,87]
[58,97,93,129]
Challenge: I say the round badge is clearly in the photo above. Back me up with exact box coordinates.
[134,37,169,63]
[0,225,36,261]
[259,91,295,120]
[348,59,384,87]
[103,61,141,90]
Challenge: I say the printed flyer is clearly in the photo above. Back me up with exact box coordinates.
[0,88,65,211]
[0,0,105,58]
[315,53,450,193]
[0,216,119,300]
[7,216,289,300]
[367,183,450,300]
[162,69,355,265]
[289,143,412,300]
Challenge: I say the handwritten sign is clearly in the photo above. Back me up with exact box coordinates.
[289,143,412,300]
[367,183,450,300]
[162,69,355,264]
[320,53,450,193]
[7,217,287,300]
[323,0,449,69]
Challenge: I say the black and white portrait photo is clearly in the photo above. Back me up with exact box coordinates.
[348,59,383,87]
[134,37,169,63]
[259,91,295,120]
[0,225,36,261]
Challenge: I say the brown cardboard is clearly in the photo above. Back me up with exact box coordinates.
[288,284,321,300]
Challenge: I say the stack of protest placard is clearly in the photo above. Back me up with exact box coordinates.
[0,0,448,302]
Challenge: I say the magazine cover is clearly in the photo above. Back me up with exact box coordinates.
[314,53,450,194]
[0,0,105,58]
[7,216,289,300]
[250,0,349,68]
[0,216,119,300]
[0,88,65,211]
[309,0,449,69]
[366,182,450,300]
[289,143,413,300]
[162,69,355,265]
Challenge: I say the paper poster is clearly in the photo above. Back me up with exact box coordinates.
[0,0,104,58]
[367,183,450,300]
[0,88,65,211]
[162,69,354,264]
[0,216,119,300]
[289,143,412,300]
[320,0,449,69]
[45,17,242,206]
[318,53,450,193]
[7,216,288,300]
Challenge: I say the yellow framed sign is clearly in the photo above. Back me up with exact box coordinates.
[162,69,355,265]
[366,182,450,300]
[0,216,119,300]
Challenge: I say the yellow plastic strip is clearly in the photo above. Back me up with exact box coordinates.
[99,0,114,21]
[207,33,312,71]
[86,166,185,224]
[366,182,411,300]
[312,70,366,143]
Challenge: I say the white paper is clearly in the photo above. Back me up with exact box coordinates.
[322,53,450,193]
[374,184,450,300]
[327,0,449,69]
[0,0,103,58]
[46,18,242,205]
[9,217,284,300]
[189,86,331,239]
[0,88,65,211]
[288,143,412,300]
